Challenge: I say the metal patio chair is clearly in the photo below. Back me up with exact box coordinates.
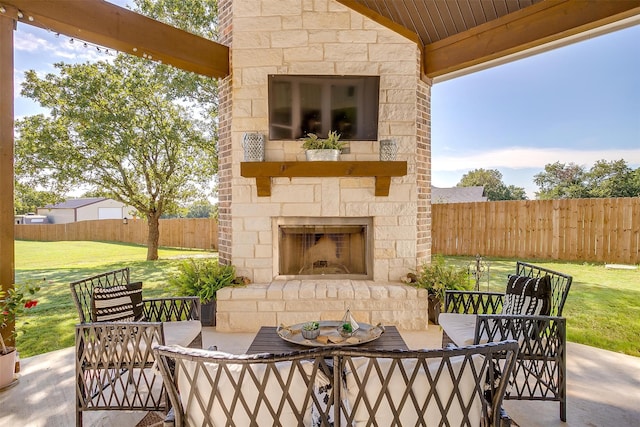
[70,267,201,427]
[439,261,573,421]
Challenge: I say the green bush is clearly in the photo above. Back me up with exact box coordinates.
[169,259,237,303]
[413,255,471,301]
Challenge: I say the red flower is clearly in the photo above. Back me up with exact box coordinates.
[24,300,38,309]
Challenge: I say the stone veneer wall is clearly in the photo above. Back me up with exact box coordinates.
[218,0,432,282]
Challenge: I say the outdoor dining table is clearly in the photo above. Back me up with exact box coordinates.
[246,325,409,354]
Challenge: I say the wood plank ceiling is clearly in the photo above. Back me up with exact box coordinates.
[337,0,640,79]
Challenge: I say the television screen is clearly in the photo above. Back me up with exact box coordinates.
[268,75,379,141]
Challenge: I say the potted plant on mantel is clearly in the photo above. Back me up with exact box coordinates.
[170,259,247,326]
[403,255,471,325]
[302,130,346,161]
[1,282,40,390]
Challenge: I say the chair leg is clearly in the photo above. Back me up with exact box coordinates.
[561,399,567,422]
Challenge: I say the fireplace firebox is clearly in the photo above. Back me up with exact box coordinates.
[275,217,372,279]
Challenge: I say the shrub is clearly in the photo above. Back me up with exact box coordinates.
[412,255,471,301]
[169,259,237,303]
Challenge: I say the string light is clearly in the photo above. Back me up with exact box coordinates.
[0,6,6,14]
[12,12,154,62]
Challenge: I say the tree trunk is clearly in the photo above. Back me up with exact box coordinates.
[146,213,160,261]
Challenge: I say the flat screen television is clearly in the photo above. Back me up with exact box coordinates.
[268,75,379,141]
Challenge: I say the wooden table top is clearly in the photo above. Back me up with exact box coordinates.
[246,325,409,354]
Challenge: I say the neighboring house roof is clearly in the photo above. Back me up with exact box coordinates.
[432,187,487,204]
[43,198,109,209]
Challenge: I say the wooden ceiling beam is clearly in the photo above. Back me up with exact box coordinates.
[0,0,229,78]
[423,0,640,78]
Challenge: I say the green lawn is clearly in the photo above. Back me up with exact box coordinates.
[10,241,640,358]
[13,240,215,357]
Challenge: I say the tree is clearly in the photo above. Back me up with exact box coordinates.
[132,0,219,122]
[585,159,640,198]
[14,182,63,215]
[534,160,640,199]
[186,200,215,218]
[534,162,587,199]
[457,168,527,201]
[15,56,216,260]
[134,0,219,40]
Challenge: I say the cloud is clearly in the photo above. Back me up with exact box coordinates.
[14,31,56,53]
[433,147,640,172]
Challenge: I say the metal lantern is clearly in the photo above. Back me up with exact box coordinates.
[379,139,398,161]
[242,133,265,162]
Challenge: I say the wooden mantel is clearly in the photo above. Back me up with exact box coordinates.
[240,161,407,197]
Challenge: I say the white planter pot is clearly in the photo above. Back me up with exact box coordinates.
[0,348,16,389]
[305,149,340,161]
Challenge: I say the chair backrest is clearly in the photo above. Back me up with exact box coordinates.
[516,261,572,316]
[154,341,519,427]
[336,341,518,427]
[154,346,336,427]
[70,268,130,323]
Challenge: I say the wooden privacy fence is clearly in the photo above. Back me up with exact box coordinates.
[15,218,218,251]
[432,197,640,264]
[15,198,640,263]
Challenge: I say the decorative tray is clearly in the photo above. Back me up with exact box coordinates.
[276,321,385,348]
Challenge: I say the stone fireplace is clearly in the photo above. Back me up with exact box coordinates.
[215,0,432,331]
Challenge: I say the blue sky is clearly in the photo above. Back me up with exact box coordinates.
[11,4,640,199]
[432,23,640,197]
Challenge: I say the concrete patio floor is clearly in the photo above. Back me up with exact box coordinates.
[1,326,639,426]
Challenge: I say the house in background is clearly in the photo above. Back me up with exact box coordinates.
[36,198,136,224]
[432,187,487,204]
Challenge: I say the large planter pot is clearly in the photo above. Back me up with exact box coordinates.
[305,149,340,161]
[0,348,16,389]
[201,300,217,327]
[428,295,441,325]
